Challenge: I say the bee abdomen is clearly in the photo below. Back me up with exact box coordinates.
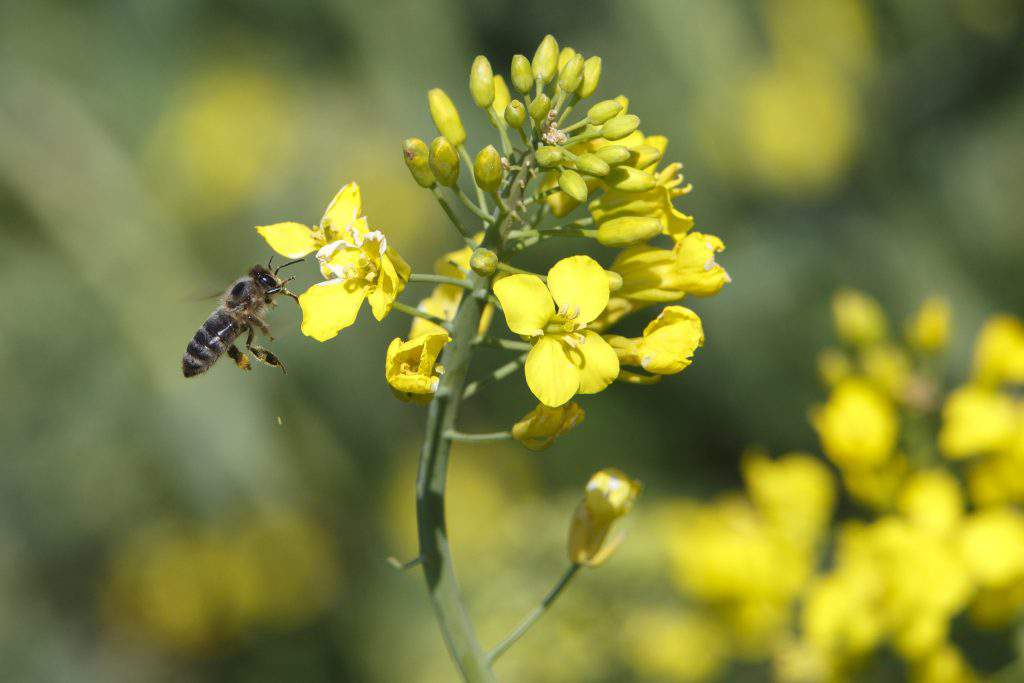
[182,311,240,378]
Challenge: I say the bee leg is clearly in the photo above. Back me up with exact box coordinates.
[227,344,251,372]
[245,328,286,374]
[248,316,274,342]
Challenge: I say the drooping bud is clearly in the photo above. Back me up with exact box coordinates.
[513,402,584,452]
[557,53,585,94]
[601,114,640,141]
[402,138,435,188]
[535,145,563,167]
[558,169,588,203]
[532,34,559,84]
[628,145,663,169]
[492,75,511,116]
[605,166,657,192]
[577,56,602,98]
[557,47,577,73]
[587,100,623,125]
[575,153,610,177]
[568,468,641,566]
[427,88,466,146]
[510,54,534,94]
[428,136,460,187]
[469,56,495,108]
[470,248,498,276]
[473,145,503,194]
[596,216,662,247]
[505,100,527,129]
[594,145,631,166]
[528,93,551,122]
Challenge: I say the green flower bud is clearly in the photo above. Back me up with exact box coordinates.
[529,93,551,123]
[558,168,588,203]
[605,166,656,192]
[428,136,460,187]
[402,137,435,188]
[505,100,526,129]
[511,54,534,94]
[557,47,577,73]
[606,270,623,292]
[594,145,631,165]
[587,100,623,125]
[469,55,495,108]
[601,114,640,141]
[532,34,559,84]
[535,145,563,167]
[427,88,466,146]
[575,153,610,177]
[473,145,503,194]
[577,56,602,98]
[470,248,498,276]
[595,216,662,247]
[492,75,511,115]
[557,53,585,94]
[628,144,663,169]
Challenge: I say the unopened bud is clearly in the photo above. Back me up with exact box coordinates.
[505,100,526,129]
[628,145,663,169]
[529,93,551,122]
[470,248,498,276]
[577,56,602,98]
[469,56,495,108]
[557,47,577,73]
[532,34,559,84]
[594,145,631,166]
[427,88,466,146]
[473,145,503,194]
[557,53,585,94]
[492,75,511,116]
[605,166,656,192]
[402,138,435,188]
[428,136,460,187]
[511,54,534,94]
[535,145,563,167]
[601,114,640,141]
[575,153,610,177]
[596,216,662,247]
[587,100,623,125]
[606,270,623,292]
[558,169,588,203]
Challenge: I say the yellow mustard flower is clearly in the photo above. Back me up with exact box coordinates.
[604,305,704,378]
[568,468,641,566]
[511,402,584,451]
[832,289,887,347]
[905,297,951,354]
[896,469,964,538]
[409,234,494,339]
[257,182,363,261]
[966,447,1024,508]
[385,331,450,404]
[911,643,979,683]
[493,255,620,407]
[861,342,911,400]
[742,451,836,549]
[811,378,898,470]
[620,609,728,683]
[971,314,1024,386]
[958,506,1024,589]
[610,231,730,304]
[841,454,908,511]
[817,347,852,387]
[938,385,1018,459]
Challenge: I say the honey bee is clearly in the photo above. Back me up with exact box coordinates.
[182,259,301,378]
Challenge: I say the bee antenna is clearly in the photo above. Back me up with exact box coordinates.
[274,258,305,275]
[267,255,275,270]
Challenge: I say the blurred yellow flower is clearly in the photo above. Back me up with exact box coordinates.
[832,289,887,347]
[742,451,836,548]
[620,609,728,682]
[511,402,584,451]
[958,506,1024,589]
[905,297,951,354]
[911,643,979,683]
[568,468,641,566]
[385,331,450,404]
[811,378,897,470]
[897,469,964,538]
[971,314,1024,386]
[841,453,908,511]
[605,305,704,378]
[817,347,852,387]
[938,385,1017,459]
[861,342,911,400]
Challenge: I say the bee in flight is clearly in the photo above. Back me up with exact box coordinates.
[182,258,302,378]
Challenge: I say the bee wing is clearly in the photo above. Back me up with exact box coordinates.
[180,289,224,304]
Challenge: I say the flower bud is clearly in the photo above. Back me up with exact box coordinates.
[505,100,526,129]
[528,93,551,122]
[606,270,623,292]
[605,166,656,192]
[492,75,511,116]
[628,145,663,169]
[402,137,435,188]
[557,47,577,73]
[535,145,563,167]
[594,145,631,165]
[469,55,495,108]
[833,289,887,347]
[513,402,584,451]
[575,153,610,177]
[473,145,503,194]
[568,468,641,566]
[905,297,950,354]
[577,56,602,98]
[557,53,585,94]
[428,136,460,187]
[587,99,623,125]
[427,88,466,146]
[558,169,588,202]
[510,54,534,94]
[532,34,559,84]
[596,216,662,247]
[470,247,498,276]
[601,114,640,141]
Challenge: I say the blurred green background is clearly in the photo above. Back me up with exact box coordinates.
[1,1,1022,681]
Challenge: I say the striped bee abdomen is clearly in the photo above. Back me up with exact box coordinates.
[182,311,241,378]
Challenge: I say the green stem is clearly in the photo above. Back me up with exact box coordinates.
[445,429,512,442]
[562,129,602,147]
[463,354,528,400]
[458,145,490,216]
[487,107,514,157]
[474,336,532,352]
[457,187,494,223]
[392,301,451,330]
[557,94,579,125]
[432,187,473,239]
[410,273,476,291]
[486,564,582,664]
[496,262,546,280]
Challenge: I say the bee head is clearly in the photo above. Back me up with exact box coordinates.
[250,264,281,291]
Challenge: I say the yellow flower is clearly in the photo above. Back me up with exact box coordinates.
[905,297,951,354]
[971,314,1024,386]
[811,378,897,470]
[841,454,908,511]
[861,342,911,400]
[493,256,620,407]
[832,289,887,346]
[958,506,1024,589]
[257,182,362,260]
[911,643,978,683]
[938,385,1017,459]
[742,451,836,549]
[896,469,964,537]
[385,331,450,404]
[610,232,730,304]
[511,402,584,451]
[817,347,852,387]
[620,609,728,683]
[567,468,641,566]
[604,305,704,378]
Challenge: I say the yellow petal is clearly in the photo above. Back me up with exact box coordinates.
[547,255,609,324]
[255,222,319,258]
[320,182,361,236]
[298,279,367,342]
[638,306,704,374]
[368,252,409,321]
[493,274,555,336]
[576,330,620,394]
[525,335,580,407]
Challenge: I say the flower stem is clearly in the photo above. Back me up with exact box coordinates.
[457,187,495,223]
[432,187,473,239]
[409,273,476,291]
[462,354,528,400]
[496,262,546,280]
[486,564,582,665]
[473,336,532,352]
[445,429,512,442]
[458,144,490,216]
[392,301,451,330]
